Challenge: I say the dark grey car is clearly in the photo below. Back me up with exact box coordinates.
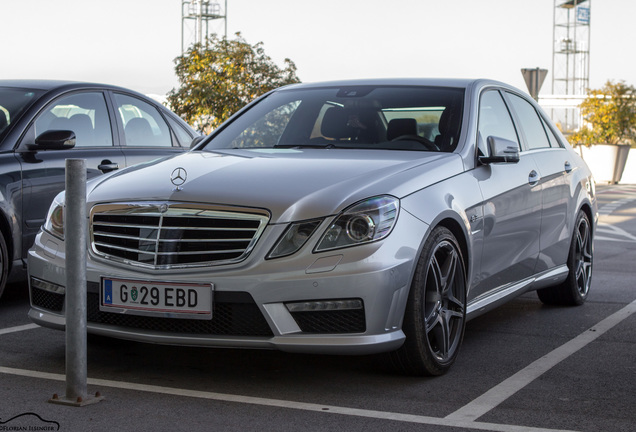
[0,80,199,299]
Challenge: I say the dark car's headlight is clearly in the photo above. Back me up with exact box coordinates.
[315,196,399,252]
[43,192,65,239]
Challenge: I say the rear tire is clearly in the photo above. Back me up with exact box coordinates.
[537,210,593,306]
[390,227,467,376]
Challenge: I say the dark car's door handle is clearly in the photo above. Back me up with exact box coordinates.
[98,161,119,173]
[528,170,540,185]
[564,161,573,173]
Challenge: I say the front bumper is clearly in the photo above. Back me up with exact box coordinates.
[28,212,428,355]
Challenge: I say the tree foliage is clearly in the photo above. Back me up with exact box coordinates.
[569,80,636,146]
[167,33,301,133]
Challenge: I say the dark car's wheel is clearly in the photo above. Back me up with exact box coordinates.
[538,210,593,306]
[391,227,467,376]
[0,234,8,300]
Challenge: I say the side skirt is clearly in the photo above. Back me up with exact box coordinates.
[466,265,569,321]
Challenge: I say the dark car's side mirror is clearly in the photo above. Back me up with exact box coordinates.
[479,136,520,164]
[27,130,76,151]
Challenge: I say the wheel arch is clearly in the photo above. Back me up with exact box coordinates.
[578,201,595,234]
[436,217,469,274]
[0,208,14,273]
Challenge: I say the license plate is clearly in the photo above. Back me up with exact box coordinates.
[100,277,213,320]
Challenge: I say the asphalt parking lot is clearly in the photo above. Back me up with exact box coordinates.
[1,184,634,432]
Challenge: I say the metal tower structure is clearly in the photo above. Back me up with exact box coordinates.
[551,0,591,132]
[181,0,227,53]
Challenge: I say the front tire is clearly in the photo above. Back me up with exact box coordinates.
[390,227,467,376]
[537,210,593,306]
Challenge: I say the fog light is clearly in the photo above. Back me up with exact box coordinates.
[30,277,65,295]
[286,299,363,313]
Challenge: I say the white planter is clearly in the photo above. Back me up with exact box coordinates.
[576,144,632,184]
[621,148,636,184]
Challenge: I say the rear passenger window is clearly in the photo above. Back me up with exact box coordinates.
[507,93,551,150]
[167,116,194,147]
[541,116,563,148]
[113,93,173,147]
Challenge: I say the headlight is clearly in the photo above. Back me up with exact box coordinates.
[267,219,323,259]
[43,192,65,239]
[315,196,399,252]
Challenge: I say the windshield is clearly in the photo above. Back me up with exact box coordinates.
[0,87,44,141]
[202,85,465,152]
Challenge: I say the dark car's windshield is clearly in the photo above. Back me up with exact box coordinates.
[0,87,44,141]
[202,85,465,152]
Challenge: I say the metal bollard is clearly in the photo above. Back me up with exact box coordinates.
[49,159,103,406]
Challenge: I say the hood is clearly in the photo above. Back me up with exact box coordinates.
[88,148,464,223]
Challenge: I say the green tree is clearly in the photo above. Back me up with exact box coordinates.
[167,33,301,133]
[569,80,636,147]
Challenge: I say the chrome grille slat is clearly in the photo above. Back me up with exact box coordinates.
[94,241,247,257]
[93,242,157,255]
[94,232,253,243]
[94,222,258,232]
[90,202,270,269]
[155,238,254,243]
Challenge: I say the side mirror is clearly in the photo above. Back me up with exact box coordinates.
[479,136,519,164]
[189,136,205,149]
[27,130,76,151]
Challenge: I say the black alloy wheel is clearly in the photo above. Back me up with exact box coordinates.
[391,226,467,376]
[538,210,593,306]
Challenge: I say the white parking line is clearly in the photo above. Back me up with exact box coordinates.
[0,323,39,336]
[595,223,636,242]
[0,365,577,432]
[599,198,636,216]
[445,299,636,422]
[1,302,634,432]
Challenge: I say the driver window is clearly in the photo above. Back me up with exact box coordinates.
[34,92,113,147]
[478,90,519,155]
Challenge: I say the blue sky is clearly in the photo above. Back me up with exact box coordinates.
[1,0,633,97]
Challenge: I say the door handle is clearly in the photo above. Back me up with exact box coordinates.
[564,161,573,173]
[98,162,119,173]
[528,170,540,185]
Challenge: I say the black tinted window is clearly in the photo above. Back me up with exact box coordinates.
[35,92,113,147]
[0,88,44,140]
[114,94,172,147]
[166,116,195,147]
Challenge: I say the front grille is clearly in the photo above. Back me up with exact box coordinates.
[87,291,273,337]
[290,309,366,333]
[90,203,269,269]
[31,286,65,312]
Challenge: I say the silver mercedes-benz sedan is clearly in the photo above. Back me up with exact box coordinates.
[28,78,597,376]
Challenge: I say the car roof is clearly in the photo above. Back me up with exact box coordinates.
[276,78,530,101]
[0,79,133,93]
[279,77,508,90]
